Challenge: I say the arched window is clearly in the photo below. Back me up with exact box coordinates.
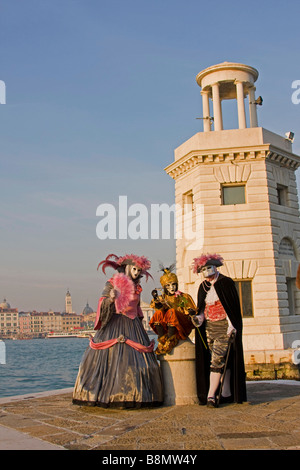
[279,237,299,316]
[278,238,296,259]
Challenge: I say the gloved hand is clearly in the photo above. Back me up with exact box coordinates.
[191,313,205,328]
[109,288,119,303]
[154,301,163,309]
[188,308,196,316]
[152,289,163,309]
[151,289,159,300]
[227,322,237,338]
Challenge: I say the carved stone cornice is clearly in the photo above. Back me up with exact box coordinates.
[266,148,300,170]
[165,145,300,180]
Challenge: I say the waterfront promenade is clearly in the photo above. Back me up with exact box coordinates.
[0,381,300,451]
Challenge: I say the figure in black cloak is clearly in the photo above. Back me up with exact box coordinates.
[190,253,247,407]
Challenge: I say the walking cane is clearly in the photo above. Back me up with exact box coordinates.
[216,331,236,407]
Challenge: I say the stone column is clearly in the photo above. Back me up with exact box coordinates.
[235,80,247,129]
[201,90,211,132]
[211,83,223,131]
[248,86,258,128]
[158,338,199,405]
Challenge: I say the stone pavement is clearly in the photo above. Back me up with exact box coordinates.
[0,381,300,451]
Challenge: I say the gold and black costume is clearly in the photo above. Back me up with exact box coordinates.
[149,267,195,355]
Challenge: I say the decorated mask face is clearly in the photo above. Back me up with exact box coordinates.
[165,282,178,295]
[126,264,142,280]
[201,265,217,278]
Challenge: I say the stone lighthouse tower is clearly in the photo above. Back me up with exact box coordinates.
[165,62,300,375]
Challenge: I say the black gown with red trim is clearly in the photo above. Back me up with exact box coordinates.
[72,279,163,408]
[195,273,247,405]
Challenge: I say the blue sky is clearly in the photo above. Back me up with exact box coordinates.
[0,0,300,313]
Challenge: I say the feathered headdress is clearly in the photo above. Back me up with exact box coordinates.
[192,253,224,274]
[159,262,178,286]
[97,253,152,280]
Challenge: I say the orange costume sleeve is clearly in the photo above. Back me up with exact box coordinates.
[149,292,196,340]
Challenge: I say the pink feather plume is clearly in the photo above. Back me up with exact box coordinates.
[97,253,152,280]
[192,253,224,273]
[111,273,135,313]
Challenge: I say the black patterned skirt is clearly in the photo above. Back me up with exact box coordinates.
[72,314,164,408]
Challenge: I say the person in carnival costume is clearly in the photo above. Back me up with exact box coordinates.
[191,254,247,407]
[72,254,163,408]
[149,264,196,355]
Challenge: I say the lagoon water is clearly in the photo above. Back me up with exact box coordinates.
[0,338,90,398]
[0,335,157,399]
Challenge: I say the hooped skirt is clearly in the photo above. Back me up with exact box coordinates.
[72,314,164,408]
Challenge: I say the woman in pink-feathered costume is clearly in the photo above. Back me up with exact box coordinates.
[72,254,163,408]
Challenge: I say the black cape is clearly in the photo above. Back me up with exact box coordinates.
[195,273,247,405]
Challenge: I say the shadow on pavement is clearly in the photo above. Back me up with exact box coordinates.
[246,381,300,405]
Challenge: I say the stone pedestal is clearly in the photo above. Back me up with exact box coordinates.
[158,338,199,406]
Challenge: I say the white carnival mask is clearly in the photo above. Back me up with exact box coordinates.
[126,264,142,280]
[201,265,217,278]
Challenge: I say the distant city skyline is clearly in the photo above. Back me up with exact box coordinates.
[1,0,300,313]
[0,292,95,315]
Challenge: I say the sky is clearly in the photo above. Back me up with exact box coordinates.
[0,0,300,313]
